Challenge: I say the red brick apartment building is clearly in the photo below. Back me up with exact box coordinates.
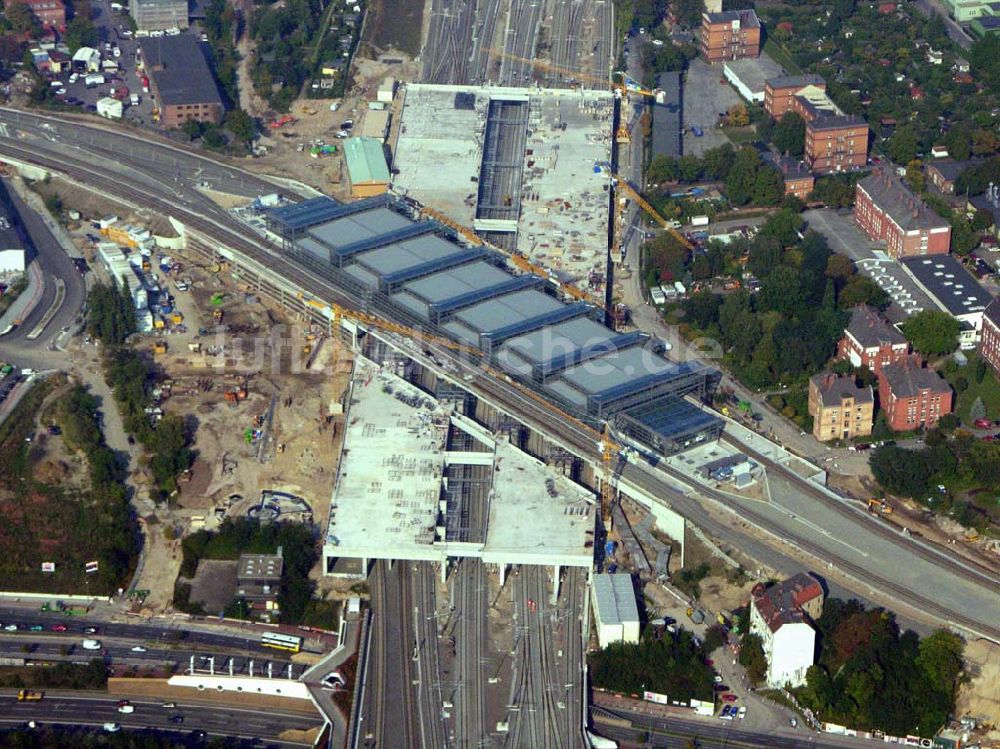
[878,356,953,431]
[23,0,65,29]
[979,298,1000,373]
[837,304,911,375]
[769,154,815,200]
[700,10,761,62]
[140,34,223,129]
[763,75,826,119]
[763,75,868,174]
[855,171,952,258]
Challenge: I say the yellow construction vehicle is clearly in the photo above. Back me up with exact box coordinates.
[419,205,594,302]
[867,498,893,515]
[152,341,167,355]
[613,177,693,251]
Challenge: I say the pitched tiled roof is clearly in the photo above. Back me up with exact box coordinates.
[810,372,873,407]
[751,573,823,633]
[845,304,908,349]
[858,169,950,232]
[881,356,951,398]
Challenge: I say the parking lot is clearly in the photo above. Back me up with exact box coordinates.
[803,207,936,321]
[682,58,742,156]
[42,0,206,127]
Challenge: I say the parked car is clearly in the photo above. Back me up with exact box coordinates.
[722,693,738,703]
[51,624,67,632]
[103,723,121,733]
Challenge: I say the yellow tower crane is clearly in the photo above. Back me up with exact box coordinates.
[609,174,694,263]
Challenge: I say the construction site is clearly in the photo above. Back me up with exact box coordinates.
[390,83,615,298]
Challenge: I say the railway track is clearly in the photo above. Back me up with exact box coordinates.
[4,137,999,642]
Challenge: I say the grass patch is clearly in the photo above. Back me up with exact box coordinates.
[363,0,423,56]
[723,127,758,145]
[764,38,802,74]
[942,354,1000,422]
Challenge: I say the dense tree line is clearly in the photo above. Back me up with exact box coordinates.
[646,144,785,208]
[796,599,965,737]
[250,0,322,111]
[870,433,998,530]
[679,209,888,388]
[177,518,318,624]
[55,386,136,593]
[105,349,193,503]
[589,627,715,701]
[758,1,999,168]
[87,281,136,347]
[0,659,107,690]
[955,156,1000,198]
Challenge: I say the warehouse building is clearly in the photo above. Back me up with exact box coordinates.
[343,137,391,198]
[267,195,723,455]
[900,255,992,348]
[591,573,640,648]
[651,72,682,159]
[855,171,951,258]
[133,0,188,31]
[140,35,223,128]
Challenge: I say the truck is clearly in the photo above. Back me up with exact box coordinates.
[17,690,43,701]
[691,215,710,227]
[84,74,105,88]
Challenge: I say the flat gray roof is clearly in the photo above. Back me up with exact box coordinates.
[501,316,616,365]
[308,207,411,248]
[592,573,639,626]
[900,256,992,317]
[453,289,563,333]
[554,346,675,396]
[404,261,511,305]
[354,234,466,276]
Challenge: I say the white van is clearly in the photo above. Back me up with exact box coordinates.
[82,639,102,650]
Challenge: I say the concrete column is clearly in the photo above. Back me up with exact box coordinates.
[440,559,447,584]
[499,563,507,587]
[551,564,561,605]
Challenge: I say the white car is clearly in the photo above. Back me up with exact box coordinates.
[103,723,121,732]
[113,47,121,58]
[118,704,134,714]
[4,624,17,631]
[130,645,146,653]
[69,73,79,83]
[55,88,66,96]
[738,706,747,720]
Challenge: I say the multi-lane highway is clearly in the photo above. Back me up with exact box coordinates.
[2,691,321,746]
[1,108,998,646]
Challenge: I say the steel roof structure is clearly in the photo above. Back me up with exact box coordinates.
[272,195,723,454]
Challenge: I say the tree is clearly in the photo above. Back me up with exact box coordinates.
[728,103,750,127]
[969,396,986,422]
[825,254,854,282]
[901,310,960,356]
[645,233,689,283]
[5,1,40,34]
[226,108,256,144]
[887,126,920,165]
[752,165,785,206]
[724,147,763,206]
[870,445,933,495]
[773,111,806,158]
[738,633,768,685]
[63,17,98,52]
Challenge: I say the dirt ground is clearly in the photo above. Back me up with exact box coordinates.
[29,177,179,238]
[181,558,240,613]
[957,639,1000,738]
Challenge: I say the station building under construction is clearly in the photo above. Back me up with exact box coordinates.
[266,195,723,458]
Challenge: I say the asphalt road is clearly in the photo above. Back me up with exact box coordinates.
[1,691,321,746]
[1,113,999,645]
[0,180,86,347]
[0,608,297,656]
[912,0,974,49]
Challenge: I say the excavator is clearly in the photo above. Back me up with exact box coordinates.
[867,498,893,515]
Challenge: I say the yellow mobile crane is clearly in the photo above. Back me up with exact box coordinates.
[609,175,694,263]
[419,205,595,303]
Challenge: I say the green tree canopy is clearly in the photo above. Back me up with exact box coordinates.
[63,17,98,53]
[901,310,960,357]
[773,111,806,158]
